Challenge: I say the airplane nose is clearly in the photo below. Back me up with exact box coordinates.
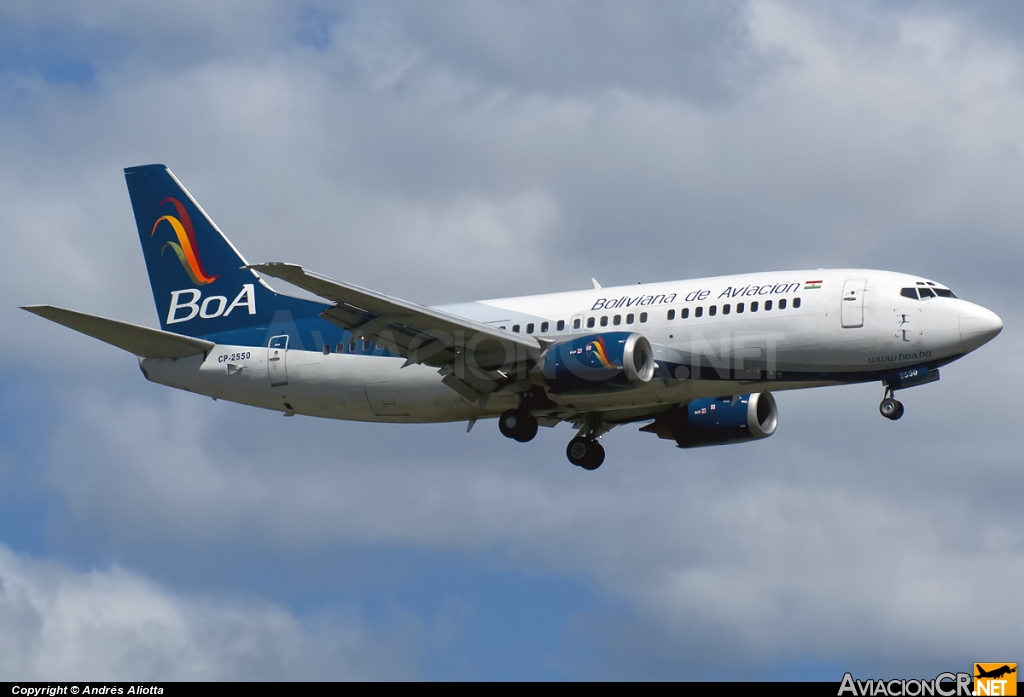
[959,301,1003,351]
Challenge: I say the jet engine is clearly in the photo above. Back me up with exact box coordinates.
[541,331,655,394]
[640,392,778,448]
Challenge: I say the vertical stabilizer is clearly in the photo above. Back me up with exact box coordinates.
[124,164,281,337]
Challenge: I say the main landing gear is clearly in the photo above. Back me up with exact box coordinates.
[879,387,905,421]
[566,437,605,471]
[565,414,607,470]
[498,408,539,442]
[498,408,607,471]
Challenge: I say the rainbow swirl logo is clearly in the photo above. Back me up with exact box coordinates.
[151,197,218,285]
[586,337,616,369]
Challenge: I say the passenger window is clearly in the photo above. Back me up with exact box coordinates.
[765,300,773,311]
[626,313,634,324]
[573,319,581,330]
[681,308,689,319]
[750,302,758,312]
[557,320,566,331]
[793,298,801,309]
[349,341,357,352]
[322,344,331,355]
[587,317,595,328]
[541,322,549,332]
[779,299,787,310]
[709,305,717,316]
[901,288,918,300]
[723,304,731,315]
[336,342,345,353]
[613,315,621,325]
[639,312,648,323]
[363,340,371,352]
[512,324,520,333]
[667,309,675,320]
[526,323,535,333]
[600,316,608,327]
[737,303,744,314]
[919,287,935,298]
[695,307,704,318]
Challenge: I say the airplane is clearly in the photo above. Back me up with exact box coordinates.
[22,165,1003,470]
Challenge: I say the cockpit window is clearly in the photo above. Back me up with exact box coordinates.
[902,286,957,300]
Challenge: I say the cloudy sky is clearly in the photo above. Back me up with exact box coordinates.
[1,0,1021,681]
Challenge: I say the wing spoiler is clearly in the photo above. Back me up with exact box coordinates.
[21,305,214,359]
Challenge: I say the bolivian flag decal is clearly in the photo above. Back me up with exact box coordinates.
[804,280,823,290]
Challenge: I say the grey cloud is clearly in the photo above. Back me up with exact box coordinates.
[25,325,1021,676]
[346,0,757,101]
[6,0,1023,312]
[0,543,421,680]
[3,0,1023,679]
[1,1,757,100]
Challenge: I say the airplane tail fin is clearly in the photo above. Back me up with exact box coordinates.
[124,164,282,338]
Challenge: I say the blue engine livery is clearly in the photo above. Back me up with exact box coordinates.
[541,332,655,394]
[22,165,1004,470]
[640,394,779,448]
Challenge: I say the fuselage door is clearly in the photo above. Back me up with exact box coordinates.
[268,334,289,386]
[841,279,867,328]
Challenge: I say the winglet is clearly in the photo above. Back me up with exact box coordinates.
[591,278,602,289]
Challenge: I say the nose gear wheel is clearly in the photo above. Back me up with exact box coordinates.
[879,387,904,421]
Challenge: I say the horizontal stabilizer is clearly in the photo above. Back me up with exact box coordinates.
[21,305,214,359]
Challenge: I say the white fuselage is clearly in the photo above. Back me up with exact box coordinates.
[139,269,998,423]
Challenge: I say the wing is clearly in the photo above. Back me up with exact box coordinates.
[248,263,546,402]
[22,305,214,359]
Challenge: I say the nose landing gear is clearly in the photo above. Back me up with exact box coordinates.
[879,387,905,421]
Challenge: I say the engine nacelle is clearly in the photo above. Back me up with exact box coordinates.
[541,332,655,394]
[640,392,778,448]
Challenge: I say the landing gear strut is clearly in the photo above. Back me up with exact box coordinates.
[498,408,539,442]
[879,387,905,421]
[566,437,605,470]
[565,414,607,470]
